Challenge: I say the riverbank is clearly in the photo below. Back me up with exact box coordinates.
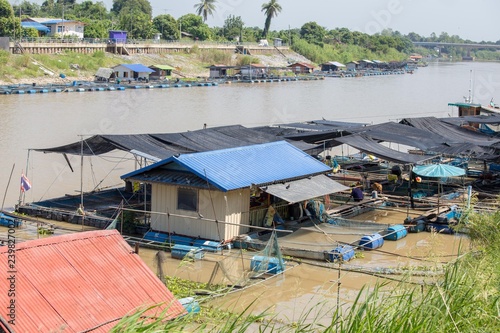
[0,50,313,86]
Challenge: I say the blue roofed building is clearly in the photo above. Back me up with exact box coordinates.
[22,18,84,38]
[121,141,348,241]
[20,21,50,36]
[112,64,155,81]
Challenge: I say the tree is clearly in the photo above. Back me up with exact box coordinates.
[300,22,325,46]
[112,0,152,18]
[22,27,39,37]
[0,0,21,37]
[118,6,154,38]
[178,13,213,40]
[12,1,41,18]
[194,0,217,22]
[152,14,178,40]
[74,1,109,20]
[40,0,57,16]
[82,18,112,38]
[261,0,281,38]
[222,15,243,41]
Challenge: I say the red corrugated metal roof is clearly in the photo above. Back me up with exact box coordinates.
[0,230,186,332]
[287,62,315,68]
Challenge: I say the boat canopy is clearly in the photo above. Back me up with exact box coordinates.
[334,134,434,165]
[347,122,448,150]
[95,68,114,79]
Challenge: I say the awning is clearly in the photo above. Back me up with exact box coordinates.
[21,21,50,33]
[95,68,113,79]
[260,174,349,204]
[335,133,434,164]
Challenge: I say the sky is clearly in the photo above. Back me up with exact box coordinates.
[13,0,500,42]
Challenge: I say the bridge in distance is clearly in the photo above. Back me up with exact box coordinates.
[413,42,500,50]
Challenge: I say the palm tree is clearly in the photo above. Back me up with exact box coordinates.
[194,0,217,22]
[261,0,282,38]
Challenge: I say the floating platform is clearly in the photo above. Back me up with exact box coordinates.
[171,244,204,260]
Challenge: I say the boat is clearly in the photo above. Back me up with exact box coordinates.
[0,212,22,228]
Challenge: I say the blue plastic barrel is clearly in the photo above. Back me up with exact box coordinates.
[250,255,284,274]
[359,233,384,250]
[328,245,355,261]
[384,225,408,241]
[179,297,200,314]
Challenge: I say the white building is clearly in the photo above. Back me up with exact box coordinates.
[22,18,85,38]
[112,64,155,81]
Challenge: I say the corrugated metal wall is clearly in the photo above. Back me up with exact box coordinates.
[223,189,251,240]
[151,184,250,241]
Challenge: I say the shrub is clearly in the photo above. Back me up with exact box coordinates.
[0,49,9,66]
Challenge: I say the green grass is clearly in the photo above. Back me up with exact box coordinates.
[0,51,127,82]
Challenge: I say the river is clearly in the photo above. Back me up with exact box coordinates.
[2,61,500,210]
[1,61,500,210]
[0,60,494,327]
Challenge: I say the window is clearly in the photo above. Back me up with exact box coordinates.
[177,188,198,211]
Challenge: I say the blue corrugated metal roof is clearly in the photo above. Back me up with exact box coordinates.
[120,64,154,73]
[41,19,73,24]
[122,141,330,192]
[21,21,50,32]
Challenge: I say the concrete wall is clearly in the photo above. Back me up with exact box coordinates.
[0,37,9,51]
[10,40,289,55]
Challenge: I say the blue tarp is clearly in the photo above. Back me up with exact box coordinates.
[21,21,50,33]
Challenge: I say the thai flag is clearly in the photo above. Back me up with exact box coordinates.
[21,174,31,192]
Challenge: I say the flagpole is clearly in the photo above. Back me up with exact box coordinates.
[2,163,15,211]
[80,136,84,231]
[19,150,31,206]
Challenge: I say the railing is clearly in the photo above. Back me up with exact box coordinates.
[10,37,288,48]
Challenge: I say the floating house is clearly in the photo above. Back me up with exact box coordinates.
[112,64,154,81]
[22,18,85,38]
[321,61,346,72]
[121,141,348,242]
[0,230,186,332]
[371,60,386,68]
[358,59,376,70]
[287,62,315,74]
[239,63,269,77]
[409,53,423,62]
[208,64,236,78]
[346,61,360,71]
[149,64,176,78]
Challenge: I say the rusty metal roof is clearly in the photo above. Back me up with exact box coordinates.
[0,230,185,332]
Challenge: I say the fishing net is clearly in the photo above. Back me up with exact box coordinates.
[207,230,285,288]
